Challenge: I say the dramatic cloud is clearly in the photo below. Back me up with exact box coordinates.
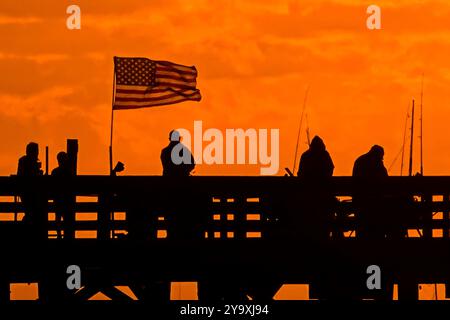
[0,0,449,176]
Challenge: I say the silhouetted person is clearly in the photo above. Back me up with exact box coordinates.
[352,145,388,240]
[354,145,412,240]
[161,130,195,176]
[160,130,200,240]
[51,152,75,240]
[295,136,336,240]
[160,130,200,241]
[51,152,71,177]
[17,142,43,177]
[352,145,388,179]
[128,131,197,302]
[352,145,397,300]
[297,136,334,179]
[161,130,219,301]
[295,136,339,300]
[17,142,47,239]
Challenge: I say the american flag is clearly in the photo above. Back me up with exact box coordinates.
[113,57,201,110]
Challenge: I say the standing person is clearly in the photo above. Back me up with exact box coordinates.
[161,130,195,176]
[352,145,396,300]
[129,130,197,301]
[297,135,334,180]
[352,145,389,239]
[296,135,336,240]
[51,151,75,240]
[17,142,43,177]
[17,142,46,238]
[296,136,338,300]
[160,130,199,239]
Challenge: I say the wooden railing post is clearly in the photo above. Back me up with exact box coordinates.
[98,193,111,240]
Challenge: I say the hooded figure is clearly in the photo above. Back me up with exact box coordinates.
[352,145,387,178]
[352,145,390,241]
[297,136,334,179]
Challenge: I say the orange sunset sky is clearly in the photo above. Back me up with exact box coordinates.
[1,0,450,177]
[3,0,450,301]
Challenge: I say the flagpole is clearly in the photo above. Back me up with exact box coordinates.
[109,65,116,174]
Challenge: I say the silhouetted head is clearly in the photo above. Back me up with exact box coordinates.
[26,142,39,160]
[310,136,326,152]
[169,130,181,142]
[56,151,68,167]
[369,145,384,161]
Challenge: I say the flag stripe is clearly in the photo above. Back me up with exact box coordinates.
[116,85,193,94]
[155,71,197,81]
[156,66,197,76]
[115,89,199,99]
[156,78,197,86]
[115,92,177,100]
[157,82,197,90]
[115,85,149,91]
[116,88,166,94]
[114,92,201,109]
[154,76,197,84]
[115,82,197,90]
[115,90,200,102]
[156,61,196,73]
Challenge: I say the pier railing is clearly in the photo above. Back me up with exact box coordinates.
[0,175,449,301]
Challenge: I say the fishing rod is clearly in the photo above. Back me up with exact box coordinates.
[408,99,415,177]
[400,104,410,176]
[406,98,424,238]
[419,74,424,176]
[388,146,404,173]
[305,113,311,147]
[418,74,433,293]
[419,74,436,296]
[291,85,310,175]
[388,103,410,174]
